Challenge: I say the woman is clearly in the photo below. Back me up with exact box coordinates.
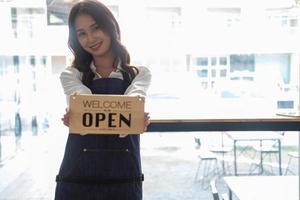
[55,1,151,199]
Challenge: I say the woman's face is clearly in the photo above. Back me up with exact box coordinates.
[74,14,112,58]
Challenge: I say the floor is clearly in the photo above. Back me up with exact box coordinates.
[0,128,298,200]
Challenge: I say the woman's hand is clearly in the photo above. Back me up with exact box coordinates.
[119,112,150,138]
[144,112,150,131]
[62,107,150,135]
[61,108,70,127]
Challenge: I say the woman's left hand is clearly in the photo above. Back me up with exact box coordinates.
[119,112,150,138]
[144,112,150,131]
[61,108,70,127]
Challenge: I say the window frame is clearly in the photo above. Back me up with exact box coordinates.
[147,117,300,132]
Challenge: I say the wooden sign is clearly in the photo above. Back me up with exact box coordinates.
[69,94,145,135]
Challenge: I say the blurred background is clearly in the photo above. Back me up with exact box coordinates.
[0,0,299,199]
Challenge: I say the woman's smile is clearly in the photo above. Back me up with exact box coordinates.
[89,41,103,51]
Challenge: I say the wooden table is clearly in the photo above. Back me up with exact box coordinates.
[224,176,299,200]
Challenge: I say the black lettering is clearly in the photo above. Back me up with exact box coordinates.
[92,100,100,108]
[110,101,117,108]
[119,113,131,127]
[95,113,106,127]
[82,113,93,127]
[125,101,132,109]
[108,113,117,127]
[83,100,92,108]
[103,101,110,108]
[117,101,127,109]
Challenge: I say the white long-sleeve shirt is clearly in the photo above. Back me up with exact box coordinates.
[60,62,152,105]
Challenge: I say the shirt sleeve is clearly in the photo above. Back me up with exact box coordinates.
[59,67,92,105]
[125,66,152,97]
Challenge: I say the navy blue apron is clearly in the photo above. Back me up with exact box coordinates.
[55,72,143,200]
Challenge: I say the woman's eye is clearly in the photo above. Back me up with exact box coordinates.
[77,32,86,37]
[92,26,100,31]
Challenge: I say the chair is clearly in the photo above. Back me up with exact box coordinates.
[249,131,284,175]
[207,132,233,175]
[194,137,222,190]
[285,151,299,175]
[210,180,229,200]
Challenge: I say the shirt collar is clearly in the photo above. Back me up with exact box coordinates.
[90,59,123,76]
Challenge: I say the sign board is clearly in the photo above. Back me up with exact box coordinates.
[69,94,145,135]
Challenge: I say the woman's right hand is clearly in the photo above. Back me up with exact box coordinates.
[61,108,70,127]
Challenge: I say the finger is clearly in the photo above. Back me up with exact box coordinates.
[144,113,150,119]
[144,115,150,123]
[63,120,68,127]
[65,112,70,117]
[144,119,150,131]
[62,115,70,127]
[64,120,69,127]
[146,119,151,126]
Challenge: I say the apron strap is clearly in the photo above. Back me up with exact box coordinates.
[121,70,132,92]
[56,174,144,185]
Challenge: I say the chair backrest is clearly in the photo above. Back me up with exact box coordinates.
[271,131,285,148]
[258,131,285,150]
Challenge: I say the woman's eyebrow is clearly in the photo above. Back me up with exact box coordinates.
[76,23,98,33]
[90,23,98,28]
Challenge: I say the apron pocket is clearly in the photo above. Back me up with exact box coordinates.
[68,148,140,178]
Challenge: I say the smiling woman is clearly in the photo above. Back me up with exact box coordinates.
[74,14,113,65]
[55,1,151,200]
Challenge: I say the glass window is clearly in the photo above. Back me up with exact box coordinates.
[220,69,227,77]
[47,0,70,25]
[196,57,208,66]
[11,7,45,38]
[211,69,216,77]
[197,69,208,77]
[0,1,299,200]
[30,56,35,66]
[13,55,19,73]
[230,54,255,72]
[211,57,217,66]
[219,57,227,65]
[0,0,297,120]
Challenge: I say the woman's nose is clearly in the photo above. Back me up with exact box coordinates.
[87,32,95,43]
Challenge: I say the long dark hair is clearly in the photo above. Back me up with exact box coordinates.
[68,0,137,86]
